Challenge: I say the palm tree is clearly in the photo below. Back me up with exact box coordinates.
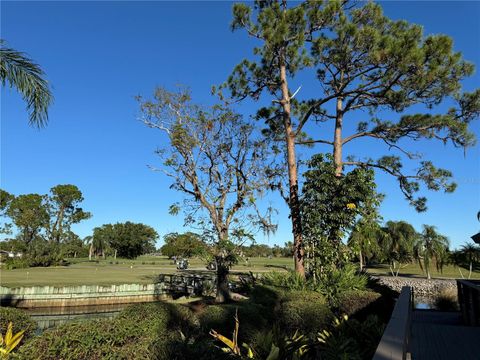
[380,221,417,276]
[84,235,105,260]
[460,242,480,279]
[348,221,382,271]
[0,39,53,127]
[414,225,449,280]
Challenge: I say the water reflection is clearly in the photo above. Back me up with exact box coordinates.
[414,296,435,310]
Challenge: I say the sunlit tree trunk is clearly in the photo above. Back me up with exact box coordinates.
[280,52,305,278]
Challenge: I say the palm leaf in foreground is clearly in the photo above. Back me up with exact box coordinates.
[0,39,53,127]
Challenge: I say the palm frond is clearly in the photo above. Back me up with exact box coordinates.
[0,39,53,127]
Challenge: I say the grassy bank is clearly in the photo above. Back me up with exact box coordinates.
[0,256,292,287]
[365,263,480,279]
[2,256,478,288]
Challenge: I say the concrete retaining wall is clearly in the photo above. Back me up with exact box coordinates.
[0,274,216,308]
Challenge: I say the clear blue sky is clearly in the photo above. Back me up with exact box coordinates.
[1,1,479,249]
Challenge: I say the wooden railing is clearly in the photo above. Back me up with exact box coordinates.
[373,286,412,360]
[457,280,480,326]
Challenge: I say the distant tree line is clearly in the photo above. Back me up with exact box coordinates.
[0,186,158,267]
[159,231,293,260]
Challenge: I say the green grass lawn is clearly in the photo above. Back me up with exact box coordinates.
[2,256,478,288]
[365,263,480,280]
[0,256,293,287]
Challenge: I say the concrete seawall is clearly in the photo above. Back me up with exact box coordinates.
[0,274,216,308]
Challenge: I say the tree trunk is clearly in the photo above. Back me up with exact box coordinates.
[359,249,363,271]
[215,257,231,303]
[279,52,305,278]
[333,97,343,177]
[114,249,117,260]
[89,243,93,261]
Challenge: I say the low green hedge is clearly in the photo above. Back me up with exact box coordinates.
[17,302,195,360]
[277,291,332,336]
[337,290,381,318]
[0,307,36,342]
[248,285,285,308]
[199,302,269,341]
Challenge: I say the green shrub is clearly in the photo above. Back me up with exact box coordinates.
[17,302,194,360]
[319,314,385,360]
[4,258,31,270]
[248,285,284,308]
[199,302,269,341]
[277,292,332,336]
[337,290,381,317]
[0,307,36,343]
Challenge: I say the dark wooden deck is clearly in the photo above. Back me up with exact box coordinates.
[409,310,480,360]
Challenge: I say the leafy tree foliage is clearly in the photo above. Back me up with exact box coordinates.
[46,184,91,243]
[0,189,14,235]
[6,194,49,245]
[92,222,158,260]
[221,0,347,277]
[160,232,207,259]
[0,185,90,266]
[223,1,479,277]
[299,2,480,211]
[414,225,449,279]
[0,39,53,127]
[137,87,276,302]
[60,232,88,258]
[300,153,381,276]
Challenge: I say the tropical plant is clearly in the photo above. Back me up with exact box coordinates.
[0,308,36,342]
[315,264,368,307]
[414,225,449,279]
[0,322,25,357]
[348,221,383,271]
[380,221,418,276]
[85,234,106,260]
[0,39,53,127]
[301,154,382,277]
[459,242,480,279]
[259,271,309,292]
[211,312,311,360]
[209,310,254,359]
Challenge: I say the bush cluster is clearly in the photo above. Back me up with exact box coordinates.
[278,291,332,336]
[16,303,195,360]
[258,265,369,307]
[0,307,37,343]
[337,290,381,317]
